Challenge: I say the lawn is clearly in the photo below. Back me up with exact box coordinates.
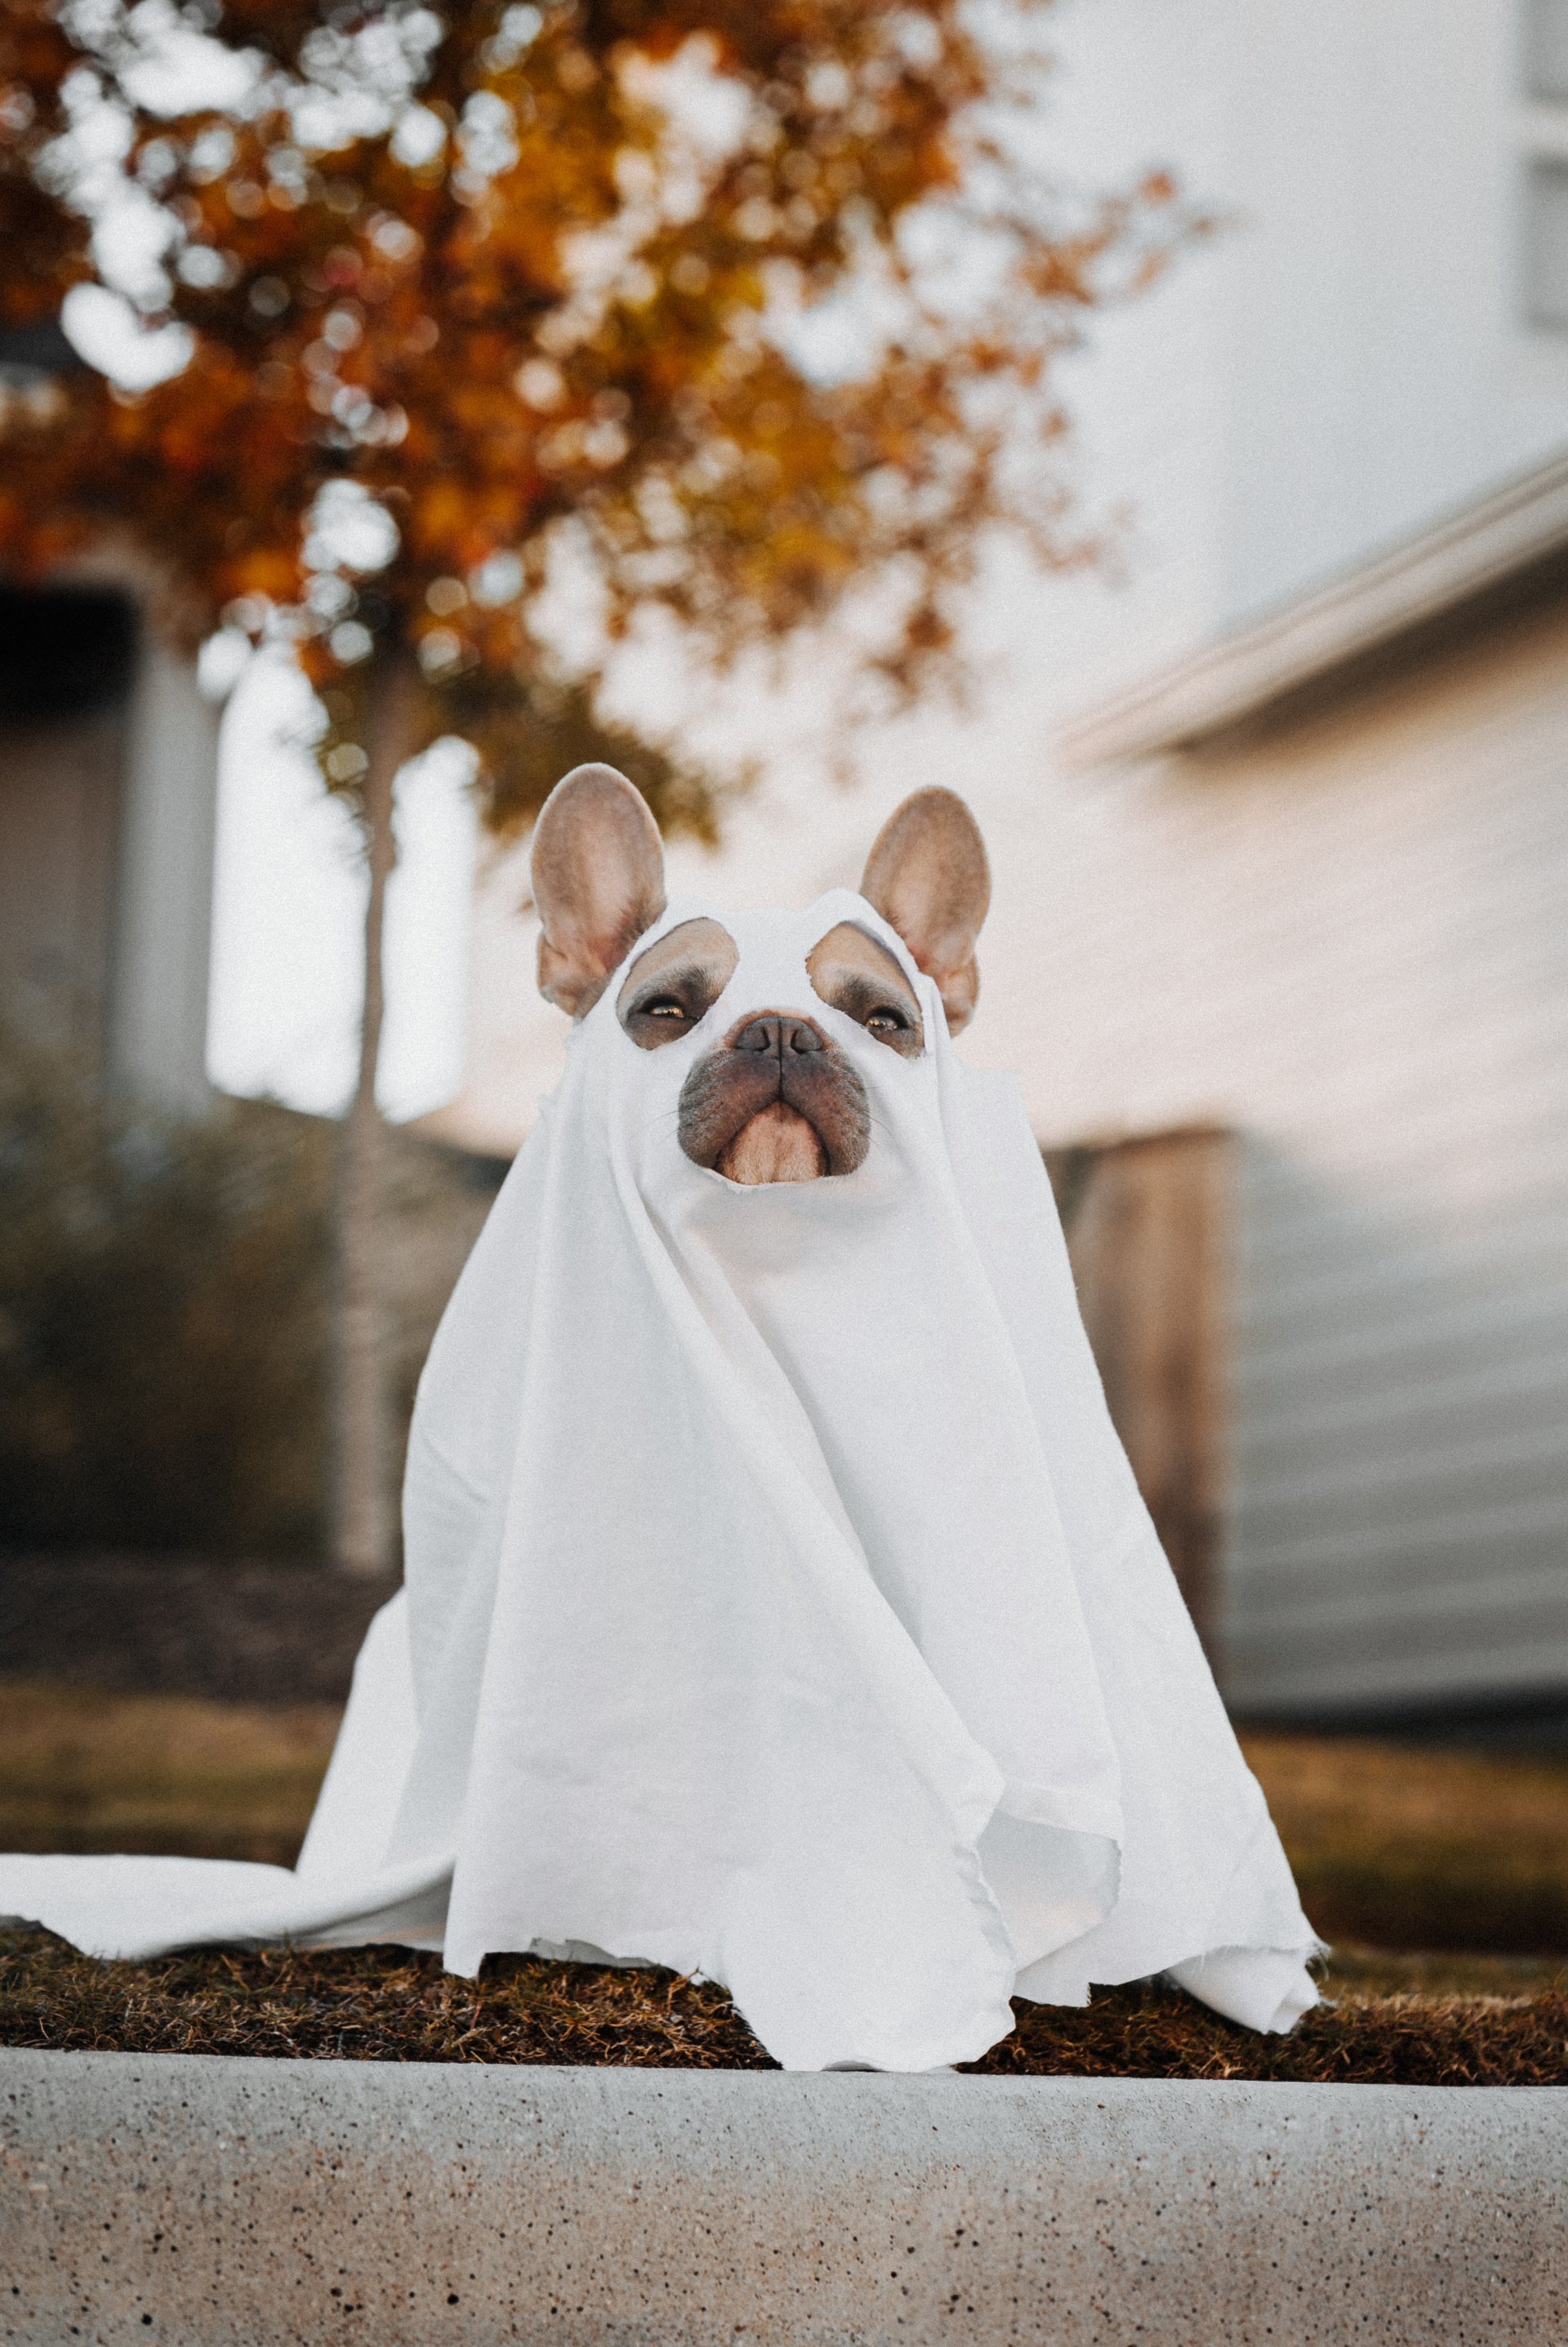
[1240,1729,1568,1953]
[2,1681,1565,2080]
[0,1681,340,1866]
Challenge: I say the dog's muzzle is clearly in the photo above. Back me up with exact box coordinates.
[678,1012,871,1182]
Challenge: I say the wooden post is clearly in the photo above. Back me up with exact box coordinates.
[1045,1126,1234,1668]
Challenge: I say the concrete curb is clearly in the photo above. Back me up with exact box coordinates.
[2,2052,1565,2345]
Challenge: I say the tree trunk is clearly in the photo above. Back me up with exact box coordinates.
[331,644,421,1578]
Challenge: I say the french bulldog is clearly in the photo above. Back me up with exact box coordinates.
[529,763,991,1183]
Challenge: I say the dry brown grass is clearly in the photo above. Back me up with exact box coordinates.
[0,1934,764,2068]
[982,1966,1568,2084]
[1,1931,1563,2082]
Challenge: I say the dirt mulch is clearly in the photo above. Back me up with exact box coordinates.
[2,1931,1565,2084]
[984,1975,1568,2085]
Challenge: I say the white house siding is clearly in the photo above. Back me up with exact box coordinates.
[1014,592,1568,1717]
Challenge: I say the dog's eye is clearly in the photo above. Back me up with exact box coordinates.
[865,1008,906,1034]
[640,996,688,1021]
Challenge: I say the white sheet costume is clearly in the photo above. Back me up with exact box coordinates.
[1,889,1321,2069]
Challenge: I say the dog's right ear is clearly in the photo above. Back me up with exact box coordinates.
[532,764,667,1018]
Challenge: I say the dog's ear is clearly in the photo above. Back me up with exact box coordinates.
[532,764,667,1018]
[858,787,990,1033]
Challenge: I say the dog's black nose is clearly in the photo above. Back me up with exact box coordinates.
[733,1014,824,1058]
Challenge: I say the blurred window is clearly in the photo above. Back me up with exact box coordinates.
[0,586,137,719]
[1526,0,1568,99]
[1521,158,1568,329]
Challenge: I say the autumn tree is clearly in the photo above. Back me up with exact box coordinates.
[0,0,1191,1574]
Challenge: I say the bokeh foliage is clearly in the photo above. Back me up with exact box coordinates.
[0,0,1193,825]
[0,1020,492,1551]
[0,1021,331,1549]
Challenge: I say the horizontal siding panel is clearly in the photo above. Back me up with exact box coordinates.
[1243,1089,1568,1197]
[1227,1591,1568,1715]
[1232,1434,1568,1546]
[1227,1552,1568,1644]
[1236,1300,1568,1412]
[1228,1536,1568,1633]
[1043,783,1568,1025]
[1227,1486,1568,1583]
[1236,1191,1568,1300]
[1236,1244,1568,1352]
[1228,1633,1568,1717]
[1232,1354,1568,1479]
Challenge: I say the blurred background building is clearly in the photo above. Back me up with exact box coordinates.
[1053,452,1568,1735]
[0,323,219,1120]
[1014,0,1568,1733]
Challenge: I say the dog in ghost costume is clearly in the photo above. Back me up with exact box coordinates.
[0,764,1321,2071]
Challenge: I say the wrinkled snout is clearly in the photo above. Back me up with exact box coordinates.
[678,1009,871,1183]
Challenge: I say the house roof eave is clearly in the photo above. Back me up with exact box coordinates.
[1055,444,1568,769]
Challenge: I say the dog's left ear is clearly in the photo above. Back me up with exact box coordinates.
[859,787,990,1033]
[532,763,667,1017]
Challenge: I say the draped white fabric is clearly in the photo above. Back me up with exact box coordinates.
[0,891,1320,2069]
